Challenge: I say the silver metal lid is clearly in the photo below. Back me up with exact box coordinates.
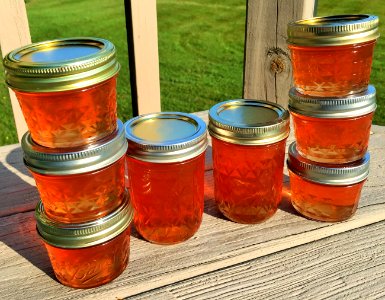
[287,14,379,46]
[289,85,377,118]
[287,142,370,185]
[125,112,208,163]
[208,99,290,145]
[35,195,134,249]
[3,37,120,92]
[22,120,127,175]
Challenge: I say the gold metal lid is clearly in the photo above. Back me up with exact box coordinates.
[125,112,208,163]
[208,99,290,145]
[3,37,120,92]
[35,195,134,249]
[22,120,127,175]
[287,142,370,185]
[287,14,379,46]
[289,85,377,118]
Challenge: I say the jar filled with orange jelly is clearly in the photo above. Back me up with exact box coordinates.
[125,112,208,245]
[35,198,134,288]
[287,142,370,222]
[22,120,127,223]
[289,85,376,164]
[287,15,379,97]
[3,37,120,148]
[208,100,290,224]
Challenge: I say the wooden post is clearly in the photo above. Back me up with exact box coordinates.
[243,0,316,107]
[0,0,31,141]
[124,0,162,116]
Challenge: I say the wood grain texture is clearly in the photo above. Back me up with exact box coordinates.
[243,0,315,107]
[0,112,384,299]
[126,0,162,115]
[0,0,30,141]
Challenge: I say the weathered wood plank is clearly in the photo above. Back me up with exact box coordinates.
[243,0,316,107]
[0,0,30,141]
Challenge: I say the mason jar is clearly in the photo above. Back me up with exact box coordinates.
[287,15,379,97]
[3,37,120,148]
[125,112,208,245]
[35,198,133,288]
[22,120,127,223]
[289,85,376,164]
[287,142,370,222]
[208,100,290,224]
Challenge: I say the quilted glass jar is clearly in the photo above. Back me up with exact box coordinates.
[3,37,120,148]
[289,85,376,164]
[35,198,133,288]
[209,100,290,224]
[287,142,370,222]
[22,120,127,223]
[287,15,379,97]
[125,112,207,245]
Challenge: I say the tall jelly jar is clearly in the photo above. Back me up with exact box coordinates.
[125,112,208,245]
[208,100,290,224]
[3,37,120,148]
[287,142,370,222]
[35,198,134,288]
[289,85,376,164]
[287,15,379,97]
[22,120,127,223]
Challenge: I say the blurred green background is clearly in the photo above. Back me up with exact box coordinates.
[0,0,383,145]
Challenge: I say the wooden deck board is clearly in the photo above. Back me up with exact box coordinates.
[0,112,384,299]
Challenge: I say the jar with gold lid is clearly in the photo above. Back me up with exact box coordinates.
[22,120,127,223]
[125,112,208,245]
[3,37,120,148]
[208,100,290,224]
[289,85,376,164]
[35,197,134,288]
[287,15,379,97]
[287,142,370,222]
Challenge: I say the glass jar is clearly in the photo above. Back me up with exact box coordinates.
[22,120,127,223]
[35,198,134,288]
[287,15,379,97]
[208,100,290,224]
[3,37,120,148]
[289,85,376,164]
[287,142,370,222]
[125,112,208,245]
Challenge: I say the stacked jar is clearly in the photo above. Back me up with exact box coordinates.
[3,38,133,288]
[286,15,379,222]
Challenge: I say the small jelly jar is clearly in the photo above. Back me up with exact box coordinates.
[22,120,127,223]
[3,37,120,148]
[287,142,370,222]
[208,100,290,224]
[287,15,379,97]
[125,112,208,245]
[35,198,134,288]
[289,85,376,164]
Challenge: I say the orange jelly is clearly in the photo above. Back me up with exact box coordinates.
[125,112,208,244]
[209,100,290,224]
[22,120,127,223]
[287,15,379,97]
[287,142,370,222]
[289,86,376,164]
[3,37,120,148]
[36,199,133,288]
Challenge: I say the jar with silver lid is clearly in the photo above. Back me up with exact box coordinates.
[287,142,370,222]
[289,85,376,164]
[208,99,290,224]
[125,112,208,244]
[36,197,134,288]
[22,120,127,223]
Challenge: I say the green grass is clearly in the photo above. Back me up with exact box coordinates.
[0,0,384,145]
